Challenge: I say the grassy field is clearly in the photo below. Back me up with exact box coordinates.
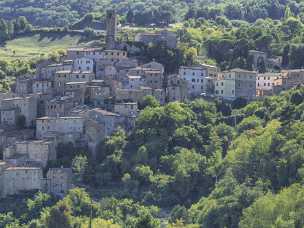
[0,33,90,61]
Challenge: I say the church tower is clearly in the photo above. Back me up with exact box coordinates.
[106,9,117,50]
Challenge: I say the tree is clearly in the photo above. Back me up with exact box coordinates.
[240,184,304,228]
[45,203,73,228]
[72,155,88,184]
[26,192,54,222]
[139,95,160,110]
[282,45,289,67]
[284,6,293,20]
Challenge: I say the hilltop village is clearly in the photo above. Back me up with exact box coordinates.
[0,10,304,199]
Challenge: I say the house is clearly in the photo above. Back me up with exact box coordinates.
[125,75,144,89]
[85,108,122,137]
[143,70,164,89]
[36,116,84,141]
[0,96,37,127]
[135,30,177,49]
[46,96,75,117]
[0,163,43,198]
[166,74,188,102]
[32,79,53,95]
[0,108,19,127]
[39,61,73,80]
[215,68,257,100]
[179,66,208,97]
[64,82,88,105]
[73,57,95,72]
[114,102,138,117]
[85,82,111,107]
[66,47,104,61]
[282,69,304,90]
[256,72,285,96]
[3,139,56,168]
[46,168,73,196]
[0,128,35,149]
[142,61,165,74]
[15,75,33,96]
[55,70,95,95]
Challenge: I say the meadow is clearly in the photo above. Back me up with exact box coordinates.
[0,33,87,61]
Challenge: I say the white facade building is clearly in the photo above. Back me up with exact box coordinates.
[179,66,207,97]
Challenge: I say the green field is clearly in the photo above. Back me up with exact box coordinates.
[0,34,89,61]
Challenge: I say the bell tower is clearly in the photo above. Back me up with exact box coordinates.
[106,9,117,50]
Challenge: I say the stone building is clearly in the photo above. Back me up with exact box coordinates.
[135,30,177,49]
[166,74,188,102]
[0,129,35,149]
[39,61,73,80]
[106,9,118,50]
[86,108,122,137]
[113,102,138,117]
[55,70,95,95]
[73,57,95,72]
[85,82,111,107]
[3,139,56,168]
[46,96,75,117]
[248,50,267,72]
[0,96,37,127]
[0,108,19,126]
[66,47,104,61]
[215,68,257,100]
[143,70,164,89]
[36,116,84,140]
[32,79,53,95]
[65,82,88,105]
[46,168,73,196]
[125,75,144,89]
[15,75,33,96]
[281,69,304,90]
[0,164,43,198]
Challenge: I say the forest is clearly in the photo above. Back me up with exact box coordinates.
[0,0,302,27]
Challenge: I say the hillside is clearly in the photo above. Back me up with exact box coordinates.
[0,33,93,61]
[1,86,304,227]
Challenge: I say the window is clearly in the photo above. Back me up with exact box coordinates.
[221,90,223,94]
[232,90,234,94]
[192,79,195,82]
[192,72,195,76]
